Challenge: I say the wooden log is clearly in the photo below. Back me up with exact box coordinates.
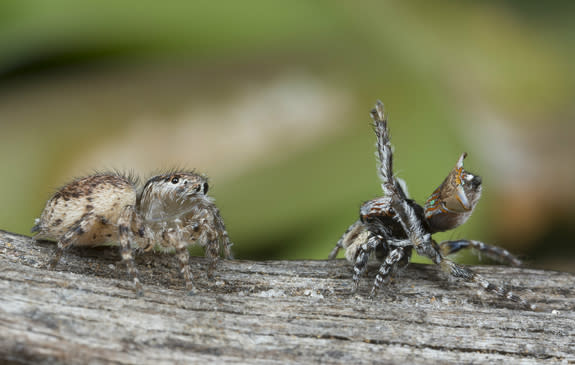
[0,229,573,364]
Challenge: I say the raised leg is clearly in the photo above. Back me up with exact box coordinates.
[371,101,396,198]
[118,206,143,296]
[370,247,406,298]
[439,239,522,266]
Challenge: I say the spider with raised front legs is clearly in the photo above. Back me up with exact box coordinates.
[329,101,536,310]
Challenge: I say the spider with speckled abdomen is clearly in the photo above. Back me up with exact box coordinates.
[329,101,537,310]
[32,170,232,295]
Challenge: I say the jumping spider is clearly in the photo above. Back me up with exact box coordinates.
[32,170,232,295]
[329,101,536,310]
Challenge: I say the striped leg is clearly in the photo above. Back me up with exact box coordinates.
[188,205,227,278]
[439,239,522,266]
[213,206,234,260]
[49,212,96,269]
[204,237,219,280]
[371,100,397,197]
[352,233,382,293]
[440,259,537,311]
[166,228,195,293]
[118,206,142,296]
[370,247,406,298]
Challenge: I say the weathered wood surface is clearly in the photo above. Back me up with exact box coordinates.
[0,229,574,365]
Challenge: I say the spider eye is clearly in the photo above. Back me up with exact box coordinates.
[203,183,209,194]
[171,177,179,184]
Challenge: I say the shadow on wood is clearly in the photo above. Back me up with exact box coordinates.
[0,229,574,364]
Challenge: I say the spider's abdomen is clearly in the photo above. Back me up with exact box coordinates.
[33,174,137,246]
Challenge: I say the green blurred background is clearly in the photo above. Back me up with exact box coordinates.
[1,0,574,271]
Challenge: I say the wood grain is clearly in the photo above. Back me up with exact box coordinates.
[1,229,574,364]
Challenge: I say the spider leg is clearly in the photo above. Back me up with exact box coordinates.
[370,99,436,261]
[49,212,97,269]
[439,239,522,267]
[190,204,232,275]
[328,244,341,261]
[133,216,154,252]
[391,197,442,263]
[361,100,536,309]
[371,101,396,197]
[204,237,219,280]
[440,259,537,310]
[165,228,195,293]
[352,233,383,293]
[212,205,233,260]
[190,208,220,279]
[392,197,536,309]
[370,247,406,298]
[329,220,364,260]
[118,206,143,296]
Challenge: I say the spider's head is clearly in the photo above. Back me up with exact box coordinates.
[424,153,482,232]
[138,171,210,220]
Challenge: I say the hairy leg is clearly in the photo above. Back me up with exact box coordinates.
[118,206,143,296]
[329,220,365,260]
[214,209,234,260]
[49,212,97,269]
[203,204,233,260]
[352,233,383,293]
[370,247,406,298]
[439,239,522,266]
[371,100,396,198]
[166,228,195,293]
[204,237,219,280]
[440,259,537,310]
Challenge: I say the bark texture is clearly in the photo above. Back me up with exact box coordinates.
[0,229,574,364]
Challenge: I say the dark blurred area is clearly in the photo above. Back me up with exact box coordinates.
[1,1,573,271]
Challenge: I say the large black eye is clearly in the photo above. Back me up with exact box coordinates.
[471,175,482,187]
[203,183,209,194]
[171,177,179,184]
